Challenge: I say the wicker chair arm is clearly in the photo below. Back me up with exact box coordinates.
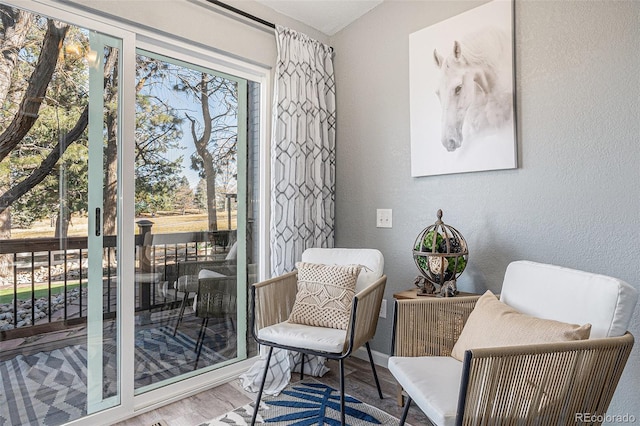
[346,275,387,353]
[252,271,298,330]
[458,333,635,425]
[392,295,481,357]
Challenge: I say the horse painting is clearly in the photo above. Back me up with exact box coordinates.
[433,27,513,152]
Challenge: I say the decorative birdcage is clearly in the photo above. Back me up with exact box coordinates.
[413,209,469,297]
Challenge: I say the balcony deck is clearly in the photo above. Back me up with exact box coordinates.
[0,302,241,425]
[0,229,247,425]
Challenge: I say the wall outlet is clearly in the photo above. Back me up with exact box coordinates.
[376,209,392,228]
[379,299,387,318]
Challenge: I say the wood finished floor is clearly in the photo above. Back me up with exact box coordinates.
[114,356,431,426]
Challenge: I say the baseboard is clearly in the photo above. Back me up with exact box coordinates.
[352,346,389,368]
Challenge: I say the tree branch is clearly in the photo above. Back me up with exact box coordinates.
[0,6,33,106]
[0,46,117,214]
[0,19,68,162]
[0,106,88,215]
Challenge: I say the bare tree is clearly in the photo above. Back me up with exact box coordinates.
[182,73,237,232]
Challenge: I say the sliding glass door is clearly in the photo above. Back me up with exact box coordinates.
[0,7,122,423]
[131,50,250,393]
[0,2,263,423]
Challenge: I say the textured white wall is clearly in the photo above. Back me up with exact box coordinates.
[330,0,640,420]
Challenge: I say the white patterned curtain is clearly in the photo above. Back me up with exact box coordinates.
[239,25,334,396]
[270,25,336,276]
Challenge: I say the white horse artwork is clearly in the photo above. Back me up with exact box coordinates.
[433,27,513,152]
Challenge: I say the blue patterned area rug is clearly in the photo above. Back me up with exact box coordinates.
[202,380,406,426]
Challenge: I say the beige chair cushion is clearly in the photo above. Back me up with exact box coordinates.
[288,262,361,330]
[451,290,591,361]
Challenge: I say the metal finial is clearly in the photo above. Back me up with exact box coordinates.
[437,209,443,220]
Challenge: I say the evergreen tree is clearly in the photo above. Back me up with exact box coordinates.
[194,179,207,212]
[173,177,195,215]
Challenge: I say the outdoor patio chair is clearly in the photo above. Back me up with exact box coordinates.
[173,247,237,336]
[389,260,638,426]
[249,248,387,426]
[193,274,237,369]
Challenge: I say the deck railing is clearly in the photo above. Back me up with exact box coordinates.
[0,224,232,338]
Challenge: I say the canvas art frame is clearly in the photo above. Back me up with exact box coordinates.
[409,0,517,177]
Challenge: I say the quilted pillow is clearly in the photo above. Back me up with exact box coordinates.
[288,262,362,330]
[451,290,591,361]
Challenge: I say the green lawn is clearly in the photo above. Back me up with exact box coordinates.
[11,212,235,239]
[0,282,81,304]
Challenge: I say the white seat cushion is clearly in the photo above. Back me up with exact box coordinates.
[226,241,238,261]
[199,269,226,279]
[501,261,638,338]
[301,248,384,292]
[388,356,462,426]
[174,269,226,293]
[175,274,198,293]
[258,321,347,353]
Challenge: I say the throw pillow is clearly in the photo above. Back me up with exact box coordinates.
[451,290,591,361]
[288,262,362,330]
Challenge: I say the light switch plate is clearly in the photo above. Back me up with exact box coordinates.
[376,209,392,228]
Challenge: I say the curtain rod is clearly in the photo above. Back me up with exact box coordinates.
[205,0,334,53]
[205,0,276,29]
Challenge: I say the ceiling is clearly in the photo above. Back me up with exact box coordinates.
[254,0,383,36]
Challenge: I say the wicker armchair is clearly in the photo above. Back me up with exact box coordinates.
[250,248,387,426]
[390,261,638,426]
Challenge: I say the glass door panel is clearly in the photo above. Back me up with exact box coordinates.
[0,7,122,424]
[132,51,249,393]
